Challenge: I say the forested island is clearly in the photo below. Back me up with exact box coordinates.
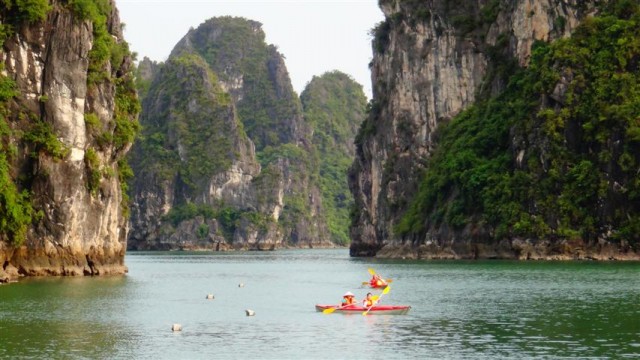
[350,0,640,260]
[127,17,366,251]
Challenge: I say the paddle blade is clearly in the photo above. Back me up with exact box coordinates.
[322,307,337,314]
[382,285,391,295]
[386,279,393,283]
[361,281,369,285]
[368,268,376,275]
[371,295,380,301]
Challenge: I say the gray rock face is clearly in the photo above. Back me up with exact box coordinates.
[128,52,281,250]
[128,17,332,251]
[350,0,600,258]
[0,1,138,280]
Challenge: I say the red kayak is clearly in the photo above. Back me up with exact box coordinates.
[369,282,388,289]
[315,304,411,315]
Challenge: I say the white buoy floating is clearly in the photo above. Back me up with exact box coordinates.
[206,294,214,300]
[238,283,244,288]
[172,324,182,332]
[245,309,255,316]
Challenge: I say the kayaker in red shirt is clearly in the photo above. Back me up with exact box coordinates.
[363,292,375,308]
[341,291,357,306]
[370,274,388,288]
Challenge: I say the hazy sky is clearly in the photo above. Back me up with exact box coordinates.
[116,0,385,98]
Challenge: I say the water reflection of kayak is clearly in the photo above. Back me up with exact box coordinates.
[315,304,411,315]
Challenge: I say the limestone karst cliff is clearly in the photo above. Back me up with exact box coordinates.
[301,71,367,245]
[0,0,140,281]
[128,17,334,250]
[350,0,640,259]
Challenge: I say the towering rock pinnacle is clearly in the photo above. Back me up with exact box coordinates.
[0,0,140,281]
[351,0,640,259]
[301,71,367,246]
[128,17,332,250]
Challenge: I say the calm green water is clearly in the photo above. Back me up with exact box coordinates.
[1,249,639,359]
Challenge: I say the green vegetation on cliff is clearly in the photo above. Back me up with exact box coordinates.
[0,2,52,246]
[131,17,357,248]
[371,0,501,55]
[68,0,141,212]
[172,17,322,242]
[0,69,36,246]
[0,2,50,246]
[256,142,319,236]
[301,71,367,245]
[397,4,640,246]
[0,1,140,245]
[0,0,50,25]
[164,203,273,240]
[184,17,301,151]
[132,53,236,192]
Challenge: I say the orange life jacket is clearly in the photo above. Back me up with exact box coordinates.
[343,296,356,305]
[371,275,386,287]
[363,298,374,307]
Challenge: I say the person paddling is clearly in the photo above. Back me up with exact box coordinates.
[341,291,357,307]
[363,292,376,308]
[370,274,388,288]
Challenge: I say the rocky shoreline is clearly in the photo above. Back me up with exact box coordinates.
[129,242,340,252]
[354,239,640,261]
[0,241,128,283]
[0,243,344,283]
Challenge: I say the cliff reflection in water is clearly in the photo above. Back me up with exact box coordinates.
[0,277,137,359]
[1,250,638,359]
